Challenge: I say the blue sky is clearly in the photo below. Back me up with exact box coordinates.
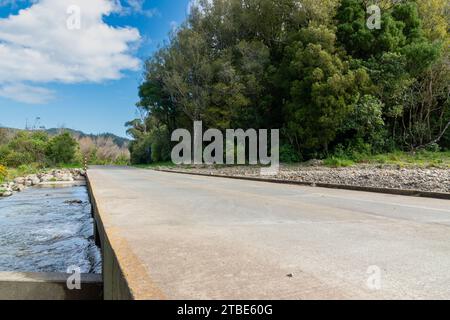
[0,0,191,137]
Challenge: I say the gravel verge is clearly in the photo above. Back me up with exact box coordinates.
[157,164,450,194]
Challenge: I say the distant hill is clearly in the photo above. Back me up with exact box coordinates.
[0,127,130,148]
[45,128,130,148]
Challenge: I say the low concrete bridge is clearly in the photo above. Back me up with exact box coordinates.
[88,166,450,300]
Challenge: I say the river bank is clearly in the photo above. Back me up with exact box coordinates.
[0,169,86,198]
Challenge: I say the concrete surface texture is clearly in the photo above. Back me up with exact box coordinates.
[0,272,102,300]
[88,166,450,300]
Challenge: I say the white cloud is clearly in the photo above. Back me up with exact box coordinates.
[0,0,141,104]
[114,0,159,17]
[0,83,54,104]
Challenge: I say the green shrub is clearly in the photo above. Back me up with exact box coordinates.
[280,144,302,163]
[129,134,152,165]
[151,135,171,163]
[0,165,7,183]
[5,150,33,167]
[0,145,10,165]
[425,143,441,153]
[17,164,39,175]
[7,131,48,164]
[46,132,78,165]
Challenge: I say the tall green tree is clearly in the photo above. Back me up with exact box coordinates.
[46,132,77,165]
[128,0,449,163]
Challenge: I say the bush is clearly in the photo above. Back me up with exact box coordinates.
[17,164,40,175]
[280,144,302,163]
[0,145,10,165]
[129,134,152,165]
[0,165,7,183]
[5,131,48,165]
[425,143,441,153]
[46,132,78,165]
[5,150,33,167]
[151,133,172,163]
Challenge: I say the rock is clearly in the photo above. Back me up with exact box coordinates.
[305,159,324,167]
[0,190,12,197]
[13,177,25,184]
[12,184,25,192]
[1,168,84,198]
[40,174,55,182]
[64,199,83,205]
[56,174,74,182]
[26,175,41,186]
[73,175,85,181]
[180,165,450,193]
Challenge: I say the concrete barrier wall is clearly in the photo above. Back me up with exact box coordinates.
[0,272,103,300]
[87,178,134,300]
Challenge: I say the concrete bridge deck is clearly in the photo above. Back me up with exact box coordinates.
[88,166,450,300]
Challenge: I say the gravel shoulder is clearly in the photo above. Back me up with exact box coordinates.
[156,164,450,194]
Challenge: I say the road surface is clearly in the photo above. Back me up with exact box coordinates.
[88,166,450,299]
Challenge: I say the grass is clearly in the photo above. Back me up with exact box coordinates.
[323,151,450,168]
[134,151,450,170]
[5,164,39,181]
[323,157,355,168]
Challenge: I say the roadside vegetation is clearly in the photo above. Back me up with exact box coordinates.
[0,127,130,182]
[324,150,450,168]
[137,151,450,170]
[126,0,449,166]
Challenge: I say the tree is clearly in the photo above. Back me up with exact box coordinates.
[128,0,449,163]
[3,131,49,166]
[336,0,447,150]
[46,132,78,165]
[163,29,214,122]
[282,26,372,155]
[416,0,449,42]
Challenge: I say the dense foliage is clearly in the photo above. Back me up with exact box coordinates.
[0,165,7,183]
[0,128,131,170]
[0,130,78,167]
[127,0,449,163]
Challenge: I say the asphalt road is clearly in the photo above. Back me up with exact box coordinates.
[88,166,450,299]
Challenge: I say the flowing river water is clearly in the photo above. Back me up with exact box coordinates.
[0,184,102,274]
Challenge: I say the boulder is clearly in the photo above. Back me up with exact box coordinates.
[26,175,41,185]
[40,174,55,182]
[0,190,12,197]
[12,184,25,192]
[13,177,25,184]
[55,173,74,182]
